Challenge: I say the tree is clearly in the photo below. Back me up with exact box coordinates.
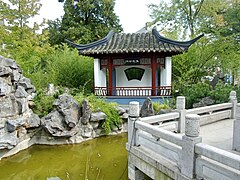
[47,0,122,45]
[148,0,235,39]
[148,0,240,88]
[148,0,205,38]
[0,0,53,76]
[0,0,41,39]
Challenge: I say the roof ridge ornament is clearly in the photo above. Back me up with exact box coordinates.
[152,28,204,47]
[65,30,114,51]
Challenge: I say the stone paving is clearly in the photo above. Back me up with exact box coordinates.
[200,119,234,151]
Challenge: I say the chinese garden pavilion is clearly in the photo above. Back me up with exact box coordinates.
[67,28,203,104]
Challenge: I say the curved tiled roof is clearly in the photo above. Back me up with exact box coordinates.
[66,28,204,56]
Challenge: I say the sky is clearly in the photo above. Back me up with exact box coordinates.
[36,0,160,33]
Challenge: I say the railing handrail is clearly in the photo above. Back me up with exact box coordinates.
[135,120,183,146]
[195,143,240,170]
[140,112,179,124]
[186,102,232,114]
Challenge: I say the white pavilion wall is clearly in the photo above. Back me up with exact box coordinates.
[115,65,152,96]
[94,59,106,87]
[160,57,172,86]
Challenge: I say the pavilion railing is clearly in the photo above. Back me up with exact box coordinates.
[94,86,172,96]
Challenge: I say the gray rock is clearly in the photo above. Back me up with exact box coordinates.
[16,98,29,114]
[0,96,19,118]
[0,78,12,96]
[90,122,99,129]
[26,87,36,94]
[111,125,119,132]
[140,97,154,117]
[41,111,78,137]
[0,132,18,149]
[17,127,27,138]
[18,77,35,93]
[54,93,80,128]
[12,69,22,82]
[6,118,26,133]
[46,84,55,95]
[115,106,126,115]
[121,112,129,121]
[0,67,12,76]
[0,56,18,69]
[15,86,29,98]
[90,112,107,122]
[193,97,214,108]
[0,120,5,129]
[25,113,40,128]
[81,124,93,138]
[158,109,171,114]
[80,99,92,125]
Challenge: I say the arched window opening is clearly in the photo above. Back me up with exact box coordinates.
[124,67,145,81]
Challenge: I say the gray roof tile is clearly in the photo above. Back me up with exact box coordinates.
[66,28,204,56]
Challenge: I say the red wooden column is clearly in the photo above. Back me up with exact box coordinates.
[107,56,113,96]
[151,54,157,96]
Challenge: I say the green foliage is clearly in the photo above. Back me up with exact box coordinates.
[177,82,240,108]
[148,0,205,38]
[46,45,94,93]
[0,0,55,87]
[86,94,122,134]
[149,0,239,90]
[73,92,122,134]
[209,83,231,104]
[153,100,171,114]
[181,83,211,109]
[32,91,55,117]
[172,37,219,93]
[47,0,123,45]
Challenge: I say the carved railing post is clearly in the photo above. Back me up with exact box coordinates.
[176,96,186,133]
[128,101,139,146]
[181,114,202,179]
[230,91,237,119]
[128,101,144,180]
[233,104,240,151]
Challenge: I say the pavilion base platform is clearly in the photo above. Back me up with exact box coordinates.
[105,96,171,105]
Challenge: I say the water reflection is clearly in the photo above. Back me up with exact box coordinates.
[0,133,128,180]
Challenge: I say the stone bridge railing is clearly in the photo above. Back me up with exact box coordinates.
[127,91,240,180]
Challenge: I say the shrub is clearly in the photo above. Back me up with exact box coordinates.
[181,83,211,108]
[209,83,232,104]
[176,82,240,108]
[153,100,171,114]
[86,94,122,134]
[47,45,94,93]
[32,90,55,118]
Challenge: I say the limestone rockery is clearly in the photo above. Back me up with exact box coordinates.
[0,56,40,150]
[0,56,128,160]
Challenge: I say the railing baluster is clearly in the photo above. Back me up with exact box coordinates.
[94,86,172,97]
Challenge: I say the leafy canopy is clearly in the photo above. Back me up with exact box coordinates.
[47,0,123,45]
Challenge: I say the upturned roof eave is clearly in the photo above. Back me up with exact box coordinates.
[65,30,114,51]
[152,28,204,48]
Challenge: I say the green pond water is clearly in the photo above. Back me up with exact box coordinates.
[0,133,128,180]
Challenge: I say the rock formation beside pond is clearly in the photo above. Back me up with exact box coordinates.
[0,56,40,150]
[41,93,81,137]
[40,94,128,143]
[0,55,128,159]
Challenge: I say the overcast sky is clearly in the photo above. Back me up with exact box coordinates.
[36,0,159,33]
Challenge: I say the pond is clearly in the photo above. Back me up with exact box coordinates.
[0,133,128,180]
